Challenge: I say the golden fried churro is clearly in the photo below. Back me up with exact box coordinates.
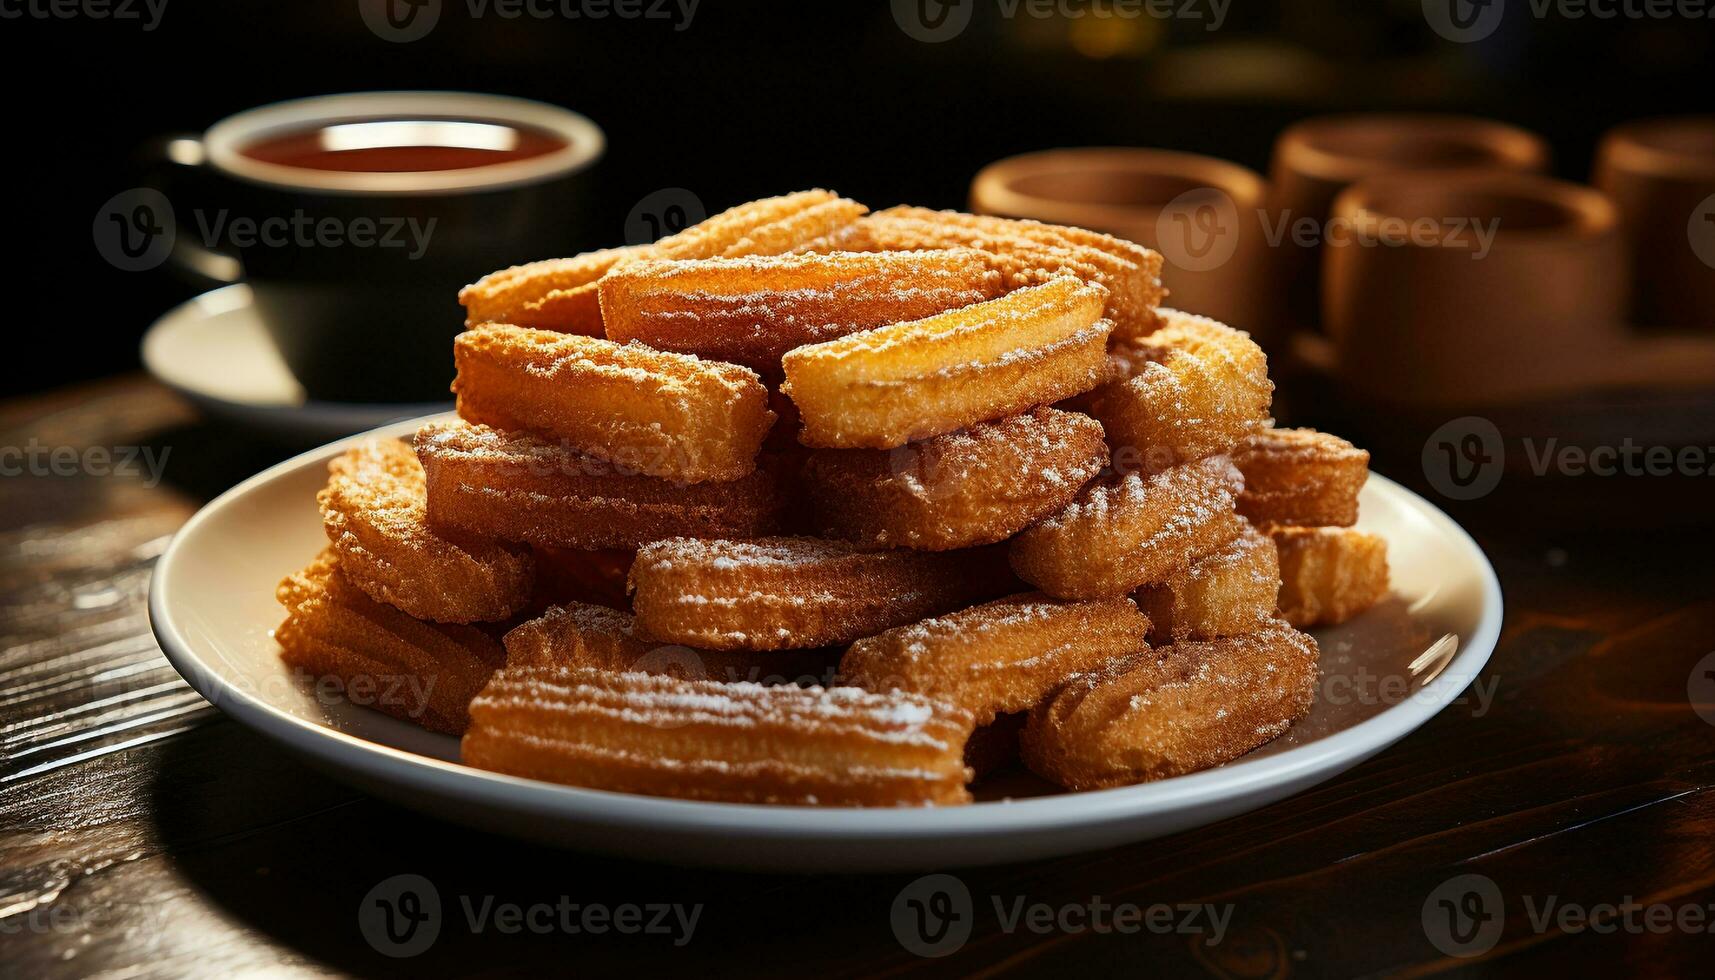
[817,206,1163,339]
[452,324,774,483]
[628,536,1016,651]
[502,602,836,685]
[1271,526,1390,627]
[276,552,506,734]
[651,189,868,260]
[1234,427,1369,528]
[1135,522,1280,642]
[1078,309,1272,468]
[1020,619,1319,789]
[1009,456,1245,599]
[599,249,1001,374]
[781,276,1112,448]
[317,438,534,624]
[458,246,648,335]
[462,665,975,806]
[842,593,1152,724]
[803,408,1108,551]
[415,420,782,549]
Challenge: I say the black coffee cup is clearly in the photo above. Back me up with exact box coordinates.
[146,92,605,403]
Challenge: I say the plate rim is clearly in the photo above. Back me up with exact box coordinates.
[148,414,1503,839]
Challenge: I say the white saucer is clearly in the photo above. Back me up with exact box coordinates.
[140,284,450,442]
[149,415,1502,872]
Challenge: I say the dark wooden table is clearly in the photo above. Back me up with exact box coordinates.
[4,376,1713,978]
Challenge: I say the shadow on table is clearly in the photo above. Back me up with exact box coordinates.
[140,724,930,976]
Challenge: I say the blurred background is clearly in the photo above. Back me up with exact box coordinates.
[16,0,1712,391]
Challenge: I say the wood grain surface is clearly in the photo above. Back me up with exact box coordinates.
[2,376,1713,978]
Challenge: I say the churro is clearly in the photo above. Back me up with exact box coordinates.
[415,420,782,549]
[1134,522,1279,642]
[452,324,774,483]
[599,249,1000,374]
[502,601,836,685]
[1009,455,1245,599]
[628,536,1016,651]
[781,276,1112,448]
[316,438,533,624]
[1020,619,1320,789]
[842,593,1152,725]
[1271,526,1390,627]
[1234,427,1369,528]
[462,665,975,806]
[276,551,506,734]
[1078,309,1272,468]
[803,407,1109,550]
[815,205,1163,339]
[458,246,647,335]
[651,189,868,260]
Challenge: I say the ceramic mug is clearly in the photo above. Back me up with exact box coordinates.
[1593,116,1715,331]
[1322,171,1628,406]
[143,92,606,403]
[970,147,1274,344]
[1269,114,1550,333]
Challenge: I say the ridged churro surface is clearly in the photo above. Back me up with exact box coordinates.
[452,323,774,483]
[781,276,1111,448]
[842,592,1152,724]
[416,420,782,549]
[629,536,1016,651]
[803,408,1109,550]
[276,551,506,734]
[1010,455,1245,599]
[317,438,533,624]
[462,665,974,806]
[1021,619,1319,789]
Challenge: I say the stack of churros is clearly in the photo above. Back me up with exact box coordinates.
[276,189,1390,806]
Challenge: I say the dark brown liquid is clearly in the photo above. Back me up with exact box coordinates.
[239,119,568,173]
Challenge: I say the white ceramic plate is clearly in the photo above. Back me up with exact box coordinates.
[149,416,1502,872]
[141,284,450,443]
